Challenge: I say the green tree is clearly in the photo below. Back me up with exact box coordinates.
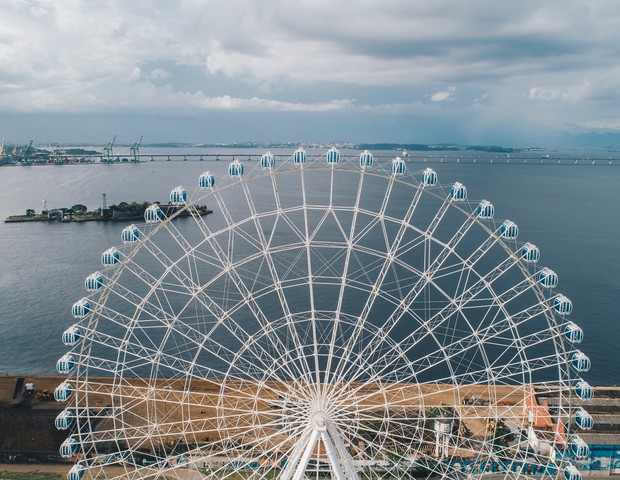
[71,204,88,213]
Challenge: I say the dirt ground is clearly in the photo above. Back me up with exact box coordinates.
[0,464,130,479]
[1,374,530,465]
[0,463,70,475]
[0,464,202,480]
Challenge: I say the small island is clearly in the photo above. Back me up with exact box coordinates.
[5,201,213,223]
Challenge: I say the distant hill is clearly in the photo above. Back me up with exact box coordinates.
[140,141,522,153]
[356,143,518,153]
[561,131,620,149]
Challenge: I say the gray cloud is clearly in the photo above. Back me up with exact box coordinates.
[0,0,619,145]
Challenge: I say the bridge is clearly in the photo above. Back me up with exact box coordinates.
[30,152,620,165]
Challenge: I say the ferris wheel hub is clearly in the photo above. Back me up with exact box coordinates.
[311,412,329,430]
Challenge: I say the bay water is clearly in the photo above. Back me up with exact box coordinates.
[0,147,618,386]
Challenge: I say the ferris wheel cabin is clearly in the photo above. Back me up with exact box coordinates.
[520,243,540,263]
[144,204,163,223]
[569,435,590,458]
[359,150,373,168]
[121,224,140,244]
[450,182,467,201]
[261,152,275,169]
[199,171,216,188]
[564,322,584,343]
[564,464,582,480]
[71,298,91,319]
[67,464,84,480]
[326,147,340,165]
[293,147,307,164]
[62,325,82,346]
[554,294,573,315]
[54,382,72,402]
[572,351,591,372]
[391,157,406,176]
[84,272,104,291]
[170,186,187,205]
[575,379,594,401]
[229,159,244,177]
[59,437,78,458]
[575,408,594,430]
[476,200,494,219]
[101,247,120,266]
[539,267,559,289]
[500,220,518,239]
[55,409,75,430]
[422,168,438,186]
[56,354,76,375]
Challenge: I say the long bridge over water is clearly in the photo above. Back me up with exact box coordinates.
[9,151,620,166]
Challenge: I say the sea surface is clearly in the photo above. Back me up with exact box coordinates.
[0,147,618,386]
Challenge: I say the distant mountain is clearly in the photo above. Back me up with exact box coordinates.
[343,143,518,153]
[561,131,620,149]
[145,142,196,148]
[145,141,523,153]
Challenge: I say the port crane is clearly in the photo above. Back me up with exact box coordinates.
[130,135,143,163]
[21,140,33,165]
[52,145,67,164]
[103,135,116,163]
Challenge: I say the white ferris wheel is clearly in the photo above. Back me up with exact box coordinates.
[55,148,593,480]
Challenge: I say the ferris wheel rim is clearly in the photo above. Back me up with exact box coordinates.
[58,150,586,480]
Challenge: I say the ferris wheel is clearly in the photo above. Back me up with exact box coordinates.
[55,148,593,480]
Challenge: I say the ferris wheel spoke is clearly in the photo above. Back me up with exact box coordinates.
[296,166,321,388]
[140,221,249,310]
[202,187,318,384]
[338,382,526,421]
[343,330,561,406]
[75,389,307,444]
[77,358,287,404]
[91,294,297,388]
[241,178,317,385]
[108,250,252,365]
[384,261,530,366]
[372,311,551,388]
[335,177,422,382]
[338,229,523,386]
[81,308,305,398]
[350,176,396,245]
[100,259,186,322]
[84,414,304,479]
[336,204,488,385]
[376,340,564,397]
[180,424,311,472]
[82,411,287,448]
[173,285,306,385]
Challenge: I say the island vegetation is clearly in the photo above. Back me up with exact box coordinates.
[5,201,212,223]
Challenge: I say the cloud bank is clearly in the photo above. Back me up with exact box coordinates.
[1,0,620,145]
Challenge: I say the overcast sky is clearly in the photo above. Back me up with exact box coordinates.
[1,1,619,146]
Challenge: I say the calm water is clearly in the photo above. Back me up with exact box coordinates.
[0,148,618,385]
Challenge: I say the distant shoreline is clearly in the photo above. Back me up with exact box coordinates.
[2,143,620,168]
[2,152,619,167]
